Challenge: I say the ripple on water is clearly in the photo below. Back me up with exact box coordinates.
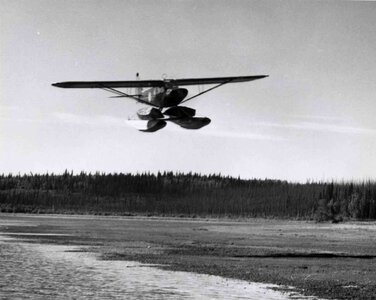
[0,235,320,299]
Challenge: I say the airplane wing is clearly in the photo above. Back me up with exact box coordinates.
[173,75,268,86]
[52,75,268,89]
[52,80,165,88]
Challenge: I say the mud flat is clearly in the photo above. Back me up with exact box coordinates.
[1,214,375,299]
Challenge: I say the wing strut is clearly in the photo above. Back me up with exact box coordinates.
[99,85,159,108]
[180,79,233,104]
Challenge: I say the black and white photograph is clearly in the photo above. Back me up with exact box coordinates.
[1,0,376,299]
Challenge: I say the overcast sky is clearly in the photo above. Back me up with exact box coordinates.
[1,0,376,182]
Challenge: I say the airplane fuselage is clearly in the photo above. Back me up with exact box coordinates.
[138,86,188,108]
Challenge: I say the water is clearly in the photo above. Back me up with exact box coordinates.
[0,234,319,299]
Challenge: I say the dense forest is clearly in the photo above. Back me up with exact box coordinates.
[0,171,375,221]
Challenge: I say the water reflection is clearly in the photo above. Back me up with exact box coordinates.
[0,235,312,299]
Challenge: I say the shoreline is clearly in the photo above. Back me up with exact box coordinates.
[1,213,376,299]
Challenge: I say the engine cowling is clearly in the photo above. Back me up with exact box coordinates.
[162,88,188,107]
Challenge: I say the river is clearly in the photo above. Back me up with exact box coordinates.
[0,218,322,299]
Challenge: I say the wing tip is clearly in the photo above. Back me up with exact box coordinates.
[52,82,65,88]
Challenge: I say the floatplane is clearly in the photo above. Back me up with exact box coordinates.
[52,74,268,132]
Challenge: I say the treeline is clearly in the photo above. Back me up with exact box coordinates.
[0,171,375,220]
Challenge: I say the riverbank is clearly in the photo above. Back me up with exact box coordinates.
[1,213,375,299]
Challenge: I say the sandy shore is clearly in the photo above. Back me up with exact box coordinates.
[1,213,375,299]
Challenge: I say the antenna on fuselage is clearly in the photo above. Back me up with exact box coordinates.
[136,72,141,97]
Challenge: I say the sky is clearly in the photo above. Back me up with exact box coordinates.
[1,0,376,182]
